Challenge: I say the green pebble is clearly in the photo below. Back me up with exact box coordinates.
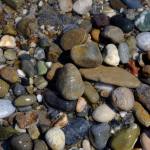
[37,61,48,75]
[4,49,17,60]
[34,76,48,90]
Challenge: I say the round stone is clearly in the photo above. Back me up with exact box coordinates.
[58,0,72,13]
[13,83,26,96]
[91,28,100,42]
[4,49,17,60]
[112,87,135,111]
[34,140,48,150]
[45,127,65,150]
[0,79,9,97]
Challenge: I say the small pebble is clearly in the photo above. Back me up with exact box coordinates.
[58,0,73,13]
[76,97,87,113]
[0,79,9,97]
[140,130,150,150]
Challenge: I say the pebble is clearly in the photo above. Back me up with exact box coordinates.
[4,49,17,60]
[3,0,25,9]
[63,118,90,145]
[0,79,9,97]
[140,130,150,150]
[136,32,150,51]
[71,41,103,68]
[80,65,141,88]
[133,101,150,127]
[110,0,127,10]
[135,10,150,32]
[121,0,143,8]
[0,35,16,48]
[104,44,120,66]
[37,94,43,103]
[37,61,48,75]
[84,81,99,104]
[10,133,33,150]
[73,0,92,15]
[58,0,73,13]
[82,139,91,150]
[14,95,36,107]
[34,47,45,60]
[111,124,140,150]
[112,87,135,111]
[89,123,111,150]
[34,140,48,150]
[0,99,15,119]
[56,63,85,100]
[76,97,87,113]
[142,65,150,77]
[45,127,65,150]
[118,42,130,64]
[13,83,26,96]
[103,25,125,43]
[91,29,100,42]
[17,69,26,78]
[60,28,88,51]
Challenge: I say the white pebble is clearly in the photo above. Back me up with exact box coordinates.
[119,111,127,118]
[38,1,43,7]
[17,69,26,78]
[22,9,28,15]
[82,139,91,150]
[15,17,22,24]
[45,62,52,68]
[37,94,43,103]
[58,0,73,13]
[104,44,120,66]
[0,35,16,48]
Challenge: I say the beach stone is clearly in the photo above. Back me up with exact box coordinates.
[89,123,111,150]
[13,83,26,96]
[58,0,72,12]
[121,0,142,8]
[118,42,130,64]
[93,103,116,122]
[111,124,140,150]
[4,49,17,60]
[34,76,48,90]
[140,130,150,150]
[135,10,150,32]
[45,127,65,150]
[126,36,137,53]
[34,47,45,60]
[112,87,135,111]
[79,20,92,33]
[63,118,90,145]
[0,79,9,97]
[80,66,140,88]
[3,0,25,9]
[91,29,100,42]
[84,81,99,104]
[110,0,127,10]
[3,23,17,36]
[142,65,150,77]
[0,35,16,48]
[34,140,48,150]
[136,83,150,111]
[111,15,134,33]
[10,133,33,150]
[136,32,150,51]
[104,44,120,66]
[56,63,84,100]
[0,66,19,83]
[82,139,91,150]
[0,99,15,119]
[134,101,150,127]
[37,61,47,75]
[73,0,92,15]
[60,28,88,51]
[71,41,103,68]
[76,97,87,113]
[14,95,36,107]
[103,26,124,43]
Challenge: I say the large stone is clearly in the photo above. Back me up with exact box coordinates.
[80,66,141,88]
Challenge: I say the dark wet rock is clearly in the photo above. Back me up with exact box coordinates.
[13,83,26,96]
[110,0,127,10]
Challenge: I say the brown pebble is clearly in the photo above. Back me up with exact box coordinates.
[142,65,150,77]
[91,29,100,42]
[76,97,87,113]
[0,79,9,97]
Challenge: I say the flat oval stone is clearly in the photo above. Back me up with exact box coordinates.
[14,95,36,107]
[56,63,85,100]
[111,15,134,33]
[63,118,90,145]
[0,79,9,97]
[60,28,88,51]
[121,0,142,8]
[80,66,141,88]
[71,41,103,68]
[93,103,116,122]
[89,123,111,150]
[112,87,135,111]
[111,124,140,150]
[0,99,15,118]
[140,130,150,150]
[43,89,76,112]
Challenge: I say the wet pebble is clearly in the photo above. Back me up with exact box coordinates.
[0,79,9,97]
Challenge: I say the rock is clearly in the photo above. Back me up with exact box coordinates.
[111,124,140,150]
[0,79,9,97]
[92,103,116,122]
[76,97,87,113]
[134,101,150,127]
[0,66,19,83]
[34,76,48,90]
[121,0,142,8]
[136,83,150,111]
[3,23,17,36]
[14,95,36,107]
[37,61,47,75]
[13,83,26,96]
[34,140,48,150]
[0,99,15,119]
[110,0,127,10]
[142,65,150,77]
[111,15,134,33]
[126,36,137,54]
[10,133,33,150]
[73,0,92,15]
[102,5,117,18]
[140,130,150,150]
[3,0,25,9]
[4,49,17,60]
[43,89,76,112]
[0,35,16,48]
[82,139,91,150]
[63,118,90,145]
[104,44,120,66]
[103,25,124,43]
[80,65,140,88]
[58,0,73,12]
[79,20,92,33]
[89,123,111,150]
[136,32,150,51]
[135,10,150,32]
[112,87,135,111]
[34,47,45,60]
[118,42,130,64]
[91,29,100,42]
[45,127,65,150]
[71,41,103,68]
[60,28,88,51]
[56,63,85,100]
[84,81,100,104]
